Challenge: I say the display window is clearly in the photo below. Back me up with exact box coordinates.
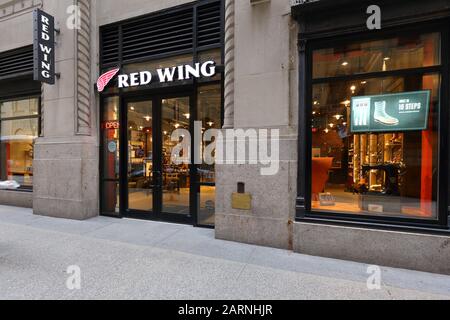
[0,97,40,190]
[302,27,449,227]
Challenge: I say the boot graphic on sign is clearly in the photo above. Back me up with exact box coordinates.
[373,101,399,126]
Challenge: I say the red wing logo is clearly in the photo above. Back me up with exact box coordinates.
[97,68,120,92]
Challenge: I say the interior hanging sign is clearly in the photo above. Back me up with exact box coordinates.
[351,90,431,133]
[33,9,56,85]
[96,61,216,92]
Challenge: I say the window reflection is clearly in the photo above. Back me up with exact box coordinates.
[162,97,190,214]
[313,33,440,79]
[198,84,221,184]
[128,100,154,212]
[197,84,221,226]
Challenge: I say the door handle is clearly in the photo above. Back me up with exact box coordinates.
[153,171,162,187]
[153,171,162,176]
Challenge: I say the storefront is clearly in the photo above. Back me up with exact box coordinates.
[0,0,448,274]
[291,0,450,273]
[98,0,224,227]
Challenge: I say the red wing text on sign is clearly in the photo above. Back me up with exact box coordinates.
[96,62,216,92]
[33,9,55,85]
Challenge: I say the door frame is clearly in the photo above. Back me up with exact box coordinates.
[120,90,197,225]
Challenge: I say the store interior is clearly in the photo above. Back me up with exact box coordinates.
[125,85,220,225]
[0,98,39,189]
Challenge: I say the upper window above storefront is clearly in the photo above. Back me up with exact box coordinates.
[312,32,441,79]
[1,99,39,119]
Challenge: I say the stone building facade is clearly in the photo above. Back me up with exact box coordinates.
[0,0,449,274]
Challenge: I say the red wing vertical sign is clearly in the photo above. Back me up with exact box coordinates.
[33,9,56,85]
[97,68,120,92]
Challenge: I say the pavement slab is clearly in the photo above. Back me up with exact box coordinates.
[0,206,449,300]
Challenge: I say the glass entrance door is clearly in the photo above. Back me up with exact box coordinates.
[127,100,155,213]
[160,97,191,216]
[125,95,193,223]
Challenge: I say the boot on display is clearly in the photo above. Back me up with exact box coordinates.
[373,101,399,126]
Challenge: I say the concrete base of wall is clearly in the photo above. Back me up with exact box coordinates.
[215,213,293,250]
[32,137,99,220]
[214,131,298,251]
[0,190,33,208]
[294,222,450,275]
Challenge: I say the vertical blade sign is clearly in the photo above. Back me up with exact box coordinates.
[33,9,55,85]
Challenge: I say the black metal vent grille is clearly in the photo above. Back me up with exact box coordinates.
[100,0,222,67]
[0,46,34,79]
[122,8,193,61]
[101,26,120,65]
[197,1,222,47]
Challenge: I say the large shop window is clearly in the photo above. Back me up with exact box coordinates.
[309,31,442,222]
[197,84,222,226]
[0,97,40,190]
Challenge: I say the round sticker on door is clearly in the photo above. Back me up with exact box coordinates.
[108,141,117,153]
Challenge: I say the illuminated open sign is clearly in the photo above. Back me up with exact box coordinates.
[104,121,120,129]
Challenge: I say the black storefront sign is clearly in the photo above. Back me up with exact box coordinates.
[33,9,55,85]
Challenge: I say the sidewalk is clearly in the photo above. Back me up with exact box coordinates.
[0,205,449,300]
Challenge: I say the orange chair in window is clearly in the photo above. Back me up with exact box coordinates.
[311,157,334,201]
